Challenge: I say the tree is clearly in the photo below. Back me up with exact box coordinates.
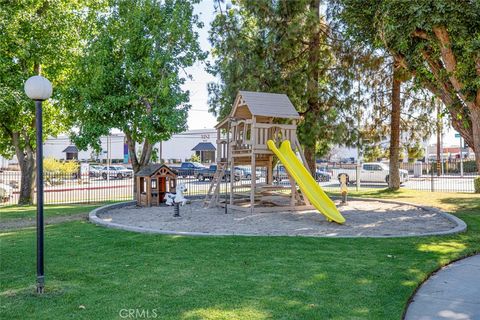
[0,1,99,204]
[208,0,357,173]
[406,143,425,163]
[332,0,480,173]
[363,144,383,162]
[68,0,206,173]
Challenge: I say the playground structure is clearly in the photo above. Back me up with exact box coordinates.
[136,164,177,207]
[204,91,345,223]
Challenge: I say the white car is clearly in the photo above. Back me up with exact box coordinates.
[0,183,13,203]
[101,166,133,179]
[332,162,409,184]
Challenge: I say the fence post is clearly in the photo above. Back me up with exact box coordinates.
[355,164,360,191]
[431,161,435,192]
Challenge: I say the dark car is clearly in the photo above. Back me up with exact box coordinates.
[196,165,241,182]
[172,162,206,177]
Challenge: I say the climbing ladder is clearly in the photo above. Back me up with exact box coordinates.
[203,162,227,208]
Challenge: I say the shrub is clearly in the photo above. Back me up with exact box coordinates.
[189,154,201,163]
[475,177,480,194]
[43,158,79,184]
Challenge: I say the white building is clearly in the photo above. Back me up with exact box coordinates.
[43,134,126,162]
[39,129,218,164]
[157,129,217,163]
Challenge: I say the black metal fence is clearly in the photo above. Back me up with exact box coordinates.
[1,160,478,206]
[0,169,134,206]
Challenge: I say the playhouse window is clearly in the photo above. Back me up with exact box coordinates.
[151,178,157,189]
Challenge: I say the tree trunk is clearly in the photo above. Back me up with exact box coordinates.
[470,106,480,174]
[12,132,35,205]
[388,63,401,190]
[303,0,320,176]
[304,146,316,176]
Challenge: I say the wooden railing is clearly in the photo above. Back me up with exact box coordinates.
[228,122,297,152]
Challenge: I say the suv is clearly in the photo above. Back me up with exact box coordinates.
[101,165,133,179]
[196,165,241,182]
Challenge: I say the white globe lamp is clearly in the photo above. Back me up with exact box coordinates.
[24,76,52,101]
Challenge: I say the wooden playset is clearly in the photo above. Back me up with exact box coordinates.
[204,91,314,213]
[136,164,178,207]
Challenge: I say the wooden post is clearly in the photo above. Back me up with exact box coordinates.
[216,128,221,162]
[136,176,140,204]
[146,177,151,207]
[230,157,234,206]
[250,117,257,212]
[287,171,296,206]
[267,155,273,185]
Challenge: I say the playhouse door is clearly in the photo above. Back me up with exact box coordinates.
[159,177,166,202]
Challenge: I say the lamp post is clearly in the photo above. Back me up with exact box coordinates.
[24,75,53,294]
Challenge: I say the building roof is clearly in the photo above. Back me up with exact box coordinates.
[191,142,216,151]
[235,91,300,119]
[62,145,78,153]
[136,164,177,177]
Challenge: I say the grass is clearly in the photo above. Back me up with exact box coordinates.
[0,203,112,222]
[0,189,479,319]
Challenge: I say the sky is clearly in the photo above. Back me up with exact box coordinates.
[182,1,218,130]
[183,1,461,148]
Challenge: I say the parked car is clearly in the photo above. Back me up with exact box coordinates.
[273,165,331,182]
[89,165,104,178]
[196,165,241,182]
[234,166,263,179]
[101,165,133,179]
[332,162,409,184]
[315,169,332,182]
[273,165,289,182]
[0,183,12,203]
[171,162,206,177]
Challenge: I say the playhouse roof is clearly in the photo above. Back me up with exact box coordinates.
[136,164,177,177]
[234,91,300,120]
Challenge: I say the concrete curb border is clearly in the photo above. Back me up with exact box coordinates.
[88,198,467,238]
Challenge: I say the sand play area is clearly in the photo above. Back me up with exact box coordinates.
[90,199,466,238]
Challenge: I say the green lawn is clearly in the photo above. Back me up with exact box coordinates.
[1,189,479,320]
[0,203,110,221]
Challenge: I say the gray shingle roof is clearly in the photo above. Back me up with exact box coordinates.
[191,142,216,151]
[62,145,78,153]
[237,91,300,119]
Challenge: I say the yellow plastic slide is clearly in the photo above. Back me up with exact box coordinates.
[267,140,346,224]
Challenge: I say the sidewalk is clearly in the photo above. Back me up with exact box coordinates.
[405,254,480,320]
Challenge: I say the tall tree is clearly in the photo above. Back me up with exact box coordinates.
[208,0,357,173]
[332,0,480,173]
[68,0,206,173]
[0,0,100,204]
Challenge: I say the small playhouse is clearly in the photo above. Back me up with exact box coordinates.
[136,164,178,207]
[204,91,313,213]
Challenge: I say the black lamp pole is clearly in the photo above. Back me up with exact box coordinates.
[25,75,51,294]
[35,100,45,294]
